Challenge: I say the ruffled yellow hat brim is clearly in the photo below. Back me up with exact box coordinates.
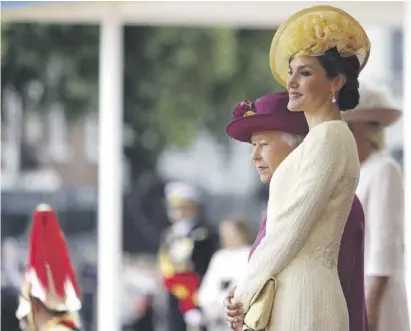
[270,5,371,87]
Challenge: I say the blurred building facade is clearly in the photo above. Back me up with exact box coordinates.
[1,89,98,191]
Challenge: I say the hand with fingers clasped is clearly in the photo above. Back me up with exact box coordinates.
[224,286,245,331]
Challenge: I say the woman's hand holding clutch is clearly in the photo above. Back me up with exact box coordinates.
[224,286,244,330]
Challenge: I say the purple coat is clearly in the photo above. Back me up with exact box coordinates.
[249,195,368,331]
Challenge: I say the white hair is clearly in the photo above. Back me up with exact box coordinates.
[355,78,398,111]
[281,133,304,148]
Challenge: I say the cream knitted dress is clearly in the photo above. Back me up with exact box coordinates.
[234,120,360,331]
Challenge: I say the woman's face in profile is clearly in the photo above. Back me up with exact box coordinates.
[250,131,294,184]
[287,56,337,112]
[167,203,197,223]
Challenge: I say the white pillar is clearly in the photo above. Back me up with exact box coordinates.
[361,26,393,83]
[404,1,411,326]
[97,13,123,331]
[361,26,403,149]
[3,89,23,186]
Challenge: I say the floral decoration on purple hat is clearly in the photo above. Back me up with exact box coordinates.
[233,100,257,119]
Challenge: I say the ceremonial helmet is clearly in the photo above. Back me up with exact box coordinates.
[16,204,82,330]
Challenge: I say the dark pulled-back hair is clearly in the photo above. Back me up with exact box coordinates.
[317,47,360,111]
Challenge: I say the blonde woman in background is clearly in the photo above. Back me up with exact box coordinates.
[198,217,252,331]
[342,80,409,331]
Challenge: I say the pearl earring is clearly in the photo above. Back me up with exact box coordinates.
[332,91,337,103]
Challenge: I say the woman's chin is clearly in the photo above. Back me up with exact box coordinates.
[287,101,304,112]
[259,173,272,184]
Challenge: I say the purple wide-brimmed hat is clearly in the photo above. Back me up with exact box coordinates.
[226,92,309,142]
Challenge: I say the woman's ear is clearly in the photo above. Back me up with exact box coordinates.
[333,74,347,92]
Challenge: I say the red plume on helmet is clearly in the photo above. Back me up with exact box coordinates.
[23,203,81,312]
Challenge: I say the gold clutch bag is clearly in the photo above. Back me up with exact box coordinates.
[242,277,277,331]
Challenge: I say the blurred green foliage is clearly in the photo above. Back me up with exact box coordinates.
[1,23,99,117]
[1,23,283,178]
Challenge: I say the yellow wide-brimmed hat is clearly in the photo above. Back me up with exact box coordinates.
[270,5,371,87]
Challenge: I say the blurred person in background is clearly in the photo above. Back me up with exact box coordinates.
[198,217,252,331]
[121,255,157,331]
[158,182,217,331]
[1,238,22,331]
[15,204,82,331]
[78,247,98,331]
[342,80,409,331]
[224,92,368,331]
[1,237,24,331]
[1,237,24,289]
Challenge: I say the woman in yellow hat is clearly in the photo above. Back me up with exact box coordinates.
[231,5,371,331]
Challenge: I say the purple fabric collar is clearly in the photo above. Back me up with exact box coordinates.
[249,216,267,260]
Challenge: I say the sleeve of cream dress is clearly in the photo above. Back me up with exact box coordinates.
[366,159,403,276]
[234,123,355,312]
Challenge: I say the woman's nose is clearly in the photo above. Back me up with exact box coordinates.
[251,147,261,161]
[287,74,298,90]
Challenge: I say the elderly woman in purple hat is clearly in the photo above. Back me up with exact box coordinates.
[220,4,372,331]
[223,92,368,331]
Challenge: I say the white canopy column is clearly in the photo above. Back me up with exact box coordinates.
[404,0,411,327]
[361,26,393,82]
[97,10,123,331]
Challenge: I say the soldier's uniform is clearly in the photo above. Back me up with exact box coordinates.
[158,182,217,331]
[15,204,82,331]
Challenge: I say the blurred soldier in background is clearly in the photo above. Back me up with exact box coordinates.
[15,204,82,331]
[158,182,217,331]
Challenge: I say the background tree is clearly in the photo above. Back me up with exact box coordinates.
[2,23,281,176]
[1,23,282,251]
